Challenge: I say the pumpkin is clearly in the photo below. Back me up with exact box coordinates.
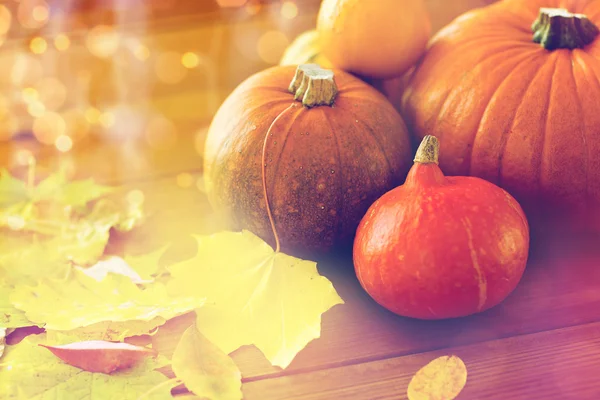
[279,30,333,68]
[316,0,432,79]
[203,64,413,257]
[401,2,600,232]
[353,135,530,320]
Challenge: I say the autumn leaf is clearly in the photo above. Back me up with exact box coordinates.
[79,256,152,284]
[9,268,205,331]
[0,334,175,399]
[172,325,242,400]
[0,327,6,359]
[0,280,37,329]
[48,318,167,343]
[166,230,344,369]
[39,340,157,374]
[407,355,468,400]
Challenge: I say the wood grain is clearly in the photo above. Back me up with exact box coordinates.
[242,321,600,399]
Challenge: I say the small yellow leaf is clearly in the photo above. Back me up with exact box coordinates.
[48,318,167,342]
[172,325,242,400]
[407,355,468,400]
[167,230,344,369]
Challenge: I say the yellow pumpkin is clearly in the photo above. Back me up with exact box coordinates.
[279,30,333,68]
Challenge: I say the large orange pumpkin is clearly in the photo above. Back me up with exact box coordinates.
[204,64,413,256]
[401,0,600,232]
[316,0,431,79]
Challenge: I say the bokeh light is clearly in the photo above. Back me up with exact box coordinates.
[281,2,298,19]
[30,37,47,54]
[32,4,49,23]
[99,111,116,128]
[155,52,187,84]
[27,101,45,117]
[86,25,121,58]
[0,5,12,35]
[126,189,145,206]
[85,107,102,124]
[0,114,18,141]
[11,54,43,87]
[54,134,73,152]
[54,34,71,51]
[134,44,150,61]
[257,31,289,64]
[181,52,199,69]
[33,112,66,145]
[18,0,49,29]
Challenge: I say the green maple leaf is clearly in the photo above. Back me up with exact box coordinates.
[9,268,205,331]
[166,230,345,369]
[0,280,37,329]
[172,325,242,400]
[0,334,175,399]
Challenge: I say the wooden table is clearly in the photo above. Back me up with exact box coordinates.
[2,1,600,399]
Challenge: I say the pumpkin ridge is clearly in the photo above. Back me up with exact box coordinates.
[321,109,344,248]
[537,54,560,204]
[261,103,298,252]
[468,50,542,178]
[569,52,589,215]
[493,52,549,187]
[268,105,306,236]
[432,47,532,147]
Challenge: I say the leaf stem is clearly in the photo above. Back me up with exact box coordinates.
[261,103,297,253]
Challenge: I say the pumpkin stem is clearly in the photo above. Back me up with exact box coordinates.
[414,135,439,165]
[532,8,599,50]
[289,64,338,108]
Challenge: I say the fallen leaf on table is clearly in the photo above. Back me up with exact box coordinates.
[407,355,468,400]
[48,318,167,343]
[0,327,6,358]
[0,334,175,399]
[39,340,157,374]
[166,230,345,369]
[78,256,152,284]
[9,268,205,331]
[0,280,37,329]
[172,325,242,400]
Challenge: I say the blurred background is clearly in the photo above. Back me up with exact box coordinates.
[0,0,496,180]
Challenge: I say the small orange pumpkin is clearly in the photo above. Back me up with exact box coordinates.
[316,0,432,79]
[204,64,413,256]
[402,1,600,232]
[279,30,333,68]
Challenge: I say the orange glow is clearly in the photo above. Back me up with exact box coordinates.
[0,5,11,35]
[36,78,67,110]
[11,55,43,86]
[0,114,17,141]
[257,31,289,64]
[145,114,177,148]
[176,173,194,188]
[85,107,102,124]
[86,25,120,58]
[62,109,90,141]
[33,112,66,145]
[17,1,47,29]
[22,87,38,103]
[155,52,187,84]
[27,101,45,117]
[134,44,150,61]
[99,112,116,128]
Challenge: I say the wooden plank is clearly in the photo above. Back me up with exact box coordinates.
[241,321,600,399]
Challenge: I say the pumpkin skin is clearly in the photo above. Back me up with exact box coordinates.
[316,0,432,79]
[353,136,530,320]
[204,65,413,256]
[401,0,600,232]
[279,30,333,68]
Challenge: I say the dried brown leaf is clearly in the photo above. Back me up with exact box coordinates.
[39,340,157,374]
[407,355,468,400]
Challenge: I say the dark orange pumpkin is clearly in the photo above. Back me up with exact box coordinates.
[204,64,413,256]
[401,1,600,232]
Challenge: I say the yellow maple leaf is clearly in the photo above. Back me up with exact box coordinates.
[172,325,242,400]
[9,268,205,331]
[0,280,37,329]
[407,355,468,400]
[166,230,344,369]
